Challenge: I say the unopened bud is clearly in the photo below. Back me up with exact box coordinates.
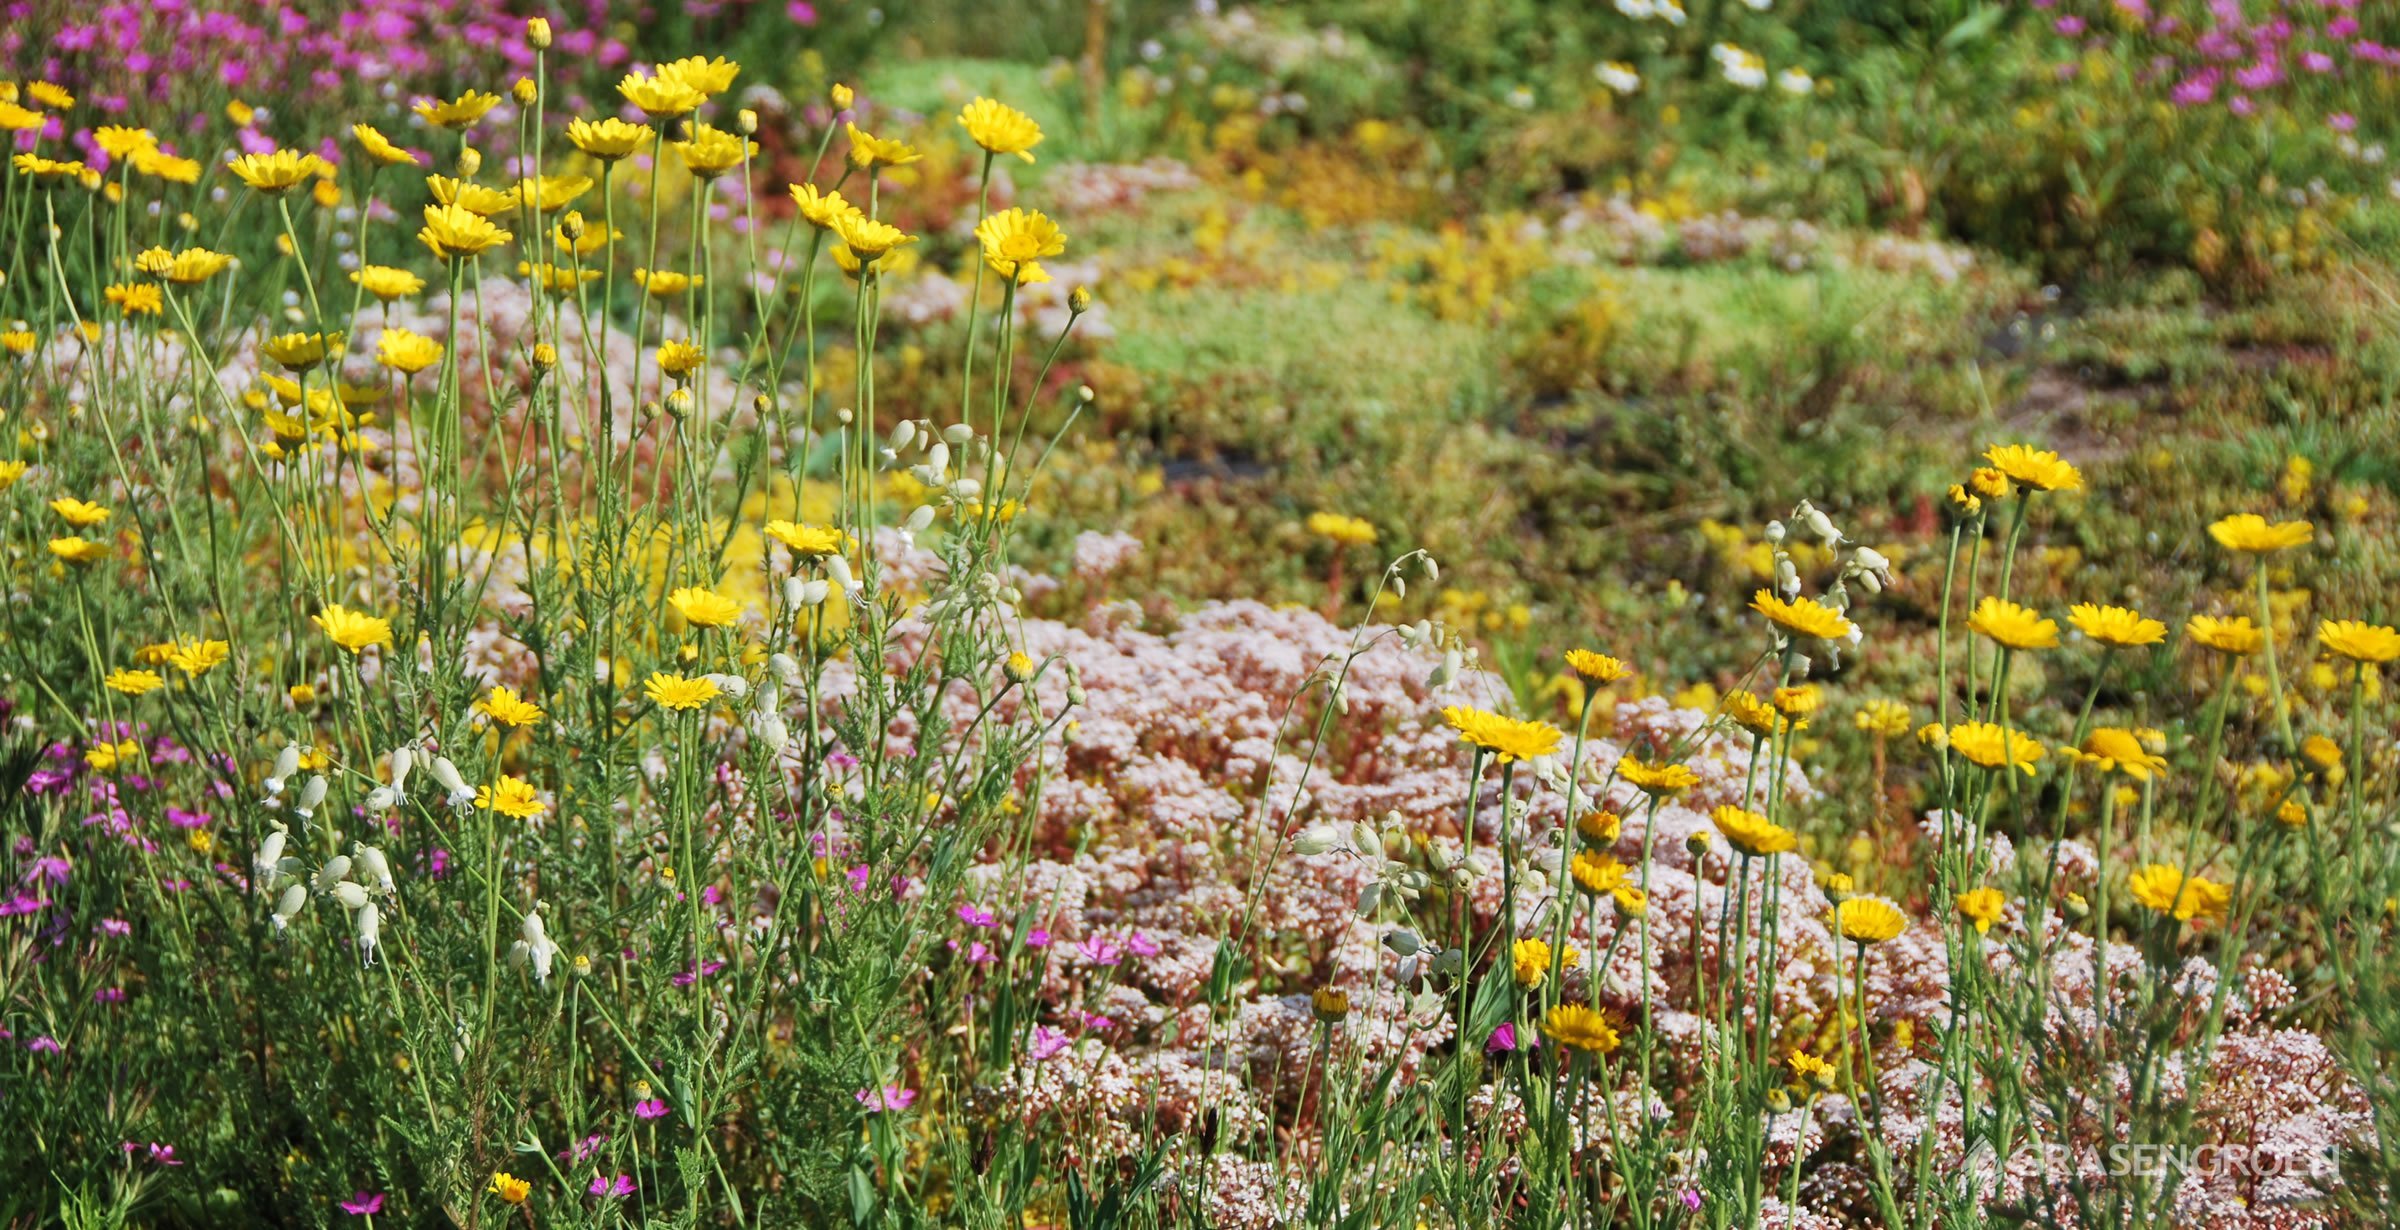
[294,775,328,819]
[830,83,854,109]
[1069,285,1092,313]
[513,78,537,106]
[1310,987,1350,1024]
[456,146,482,178]
[664,388,693,419]
[737,108,759,136]
[1293,825,1341,856]
[526,16,553,49]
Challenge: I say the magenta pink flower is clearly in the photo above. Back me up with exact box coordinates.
[1029,1025,1071,1062]
[339,1192,384,1215]
[633,1098,670,1120]
[855,1085,916,1113]
[587,1173,635,1198]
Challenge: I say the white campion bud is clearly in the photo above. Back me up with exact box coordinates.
[294,775,329,819]
[271,884,308,932]
[1292,825,1342,856]
[312,855,352,893]
[389,746,415,799]
[430,756,474,809]
[1349,820,1380,854]
[1355,882,1383,915]
[353,843,393,893]
[355,902,381,966]
[751,714,790,755]
[751,679,780,716]
[925,441,949,473]
[1382,928,1423,957]
[1392,574,1406,598]
[768,653,802,686]
[1429,647,1461,689]
[1797,501,1840,547]
[704,672,748,699]
[332,881,371,911]
[264,744,302,798]
[949,477,982,501]
[365,786,398,811]
[1764,520,1786,545]
[904,505,935,534]
[943,423,974,446]
[254,825,288,892]
[1422,554,1439,581]
[1775,557,1800,598]
[891,420,916,451]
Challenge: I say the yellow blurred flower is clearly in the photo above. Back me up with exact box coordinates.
[1955,887,2006,934]
[1304,511,1376,547]
[104,668,165,696]
[2069,603,2167,648]
[2208,514,2313,554]
[1967,597,2058,651]
[1854,698,1911,737]
[2187,615,2265,657]
[2126,864,2229,923]
[2060,728,2167,780]
[844,121,921,169]
[2318,619,2400,665]
[1712,804,1795,856]
[674,124,755,179]
[352,124,421,167]
[1948,722,2043,775]
[415,90,501,130]
[669,586,743,628]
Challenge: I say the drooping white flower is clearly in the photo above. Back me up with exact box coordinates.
[254,824,289,893]
[263,744,302,798]
[271,884,308,932]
